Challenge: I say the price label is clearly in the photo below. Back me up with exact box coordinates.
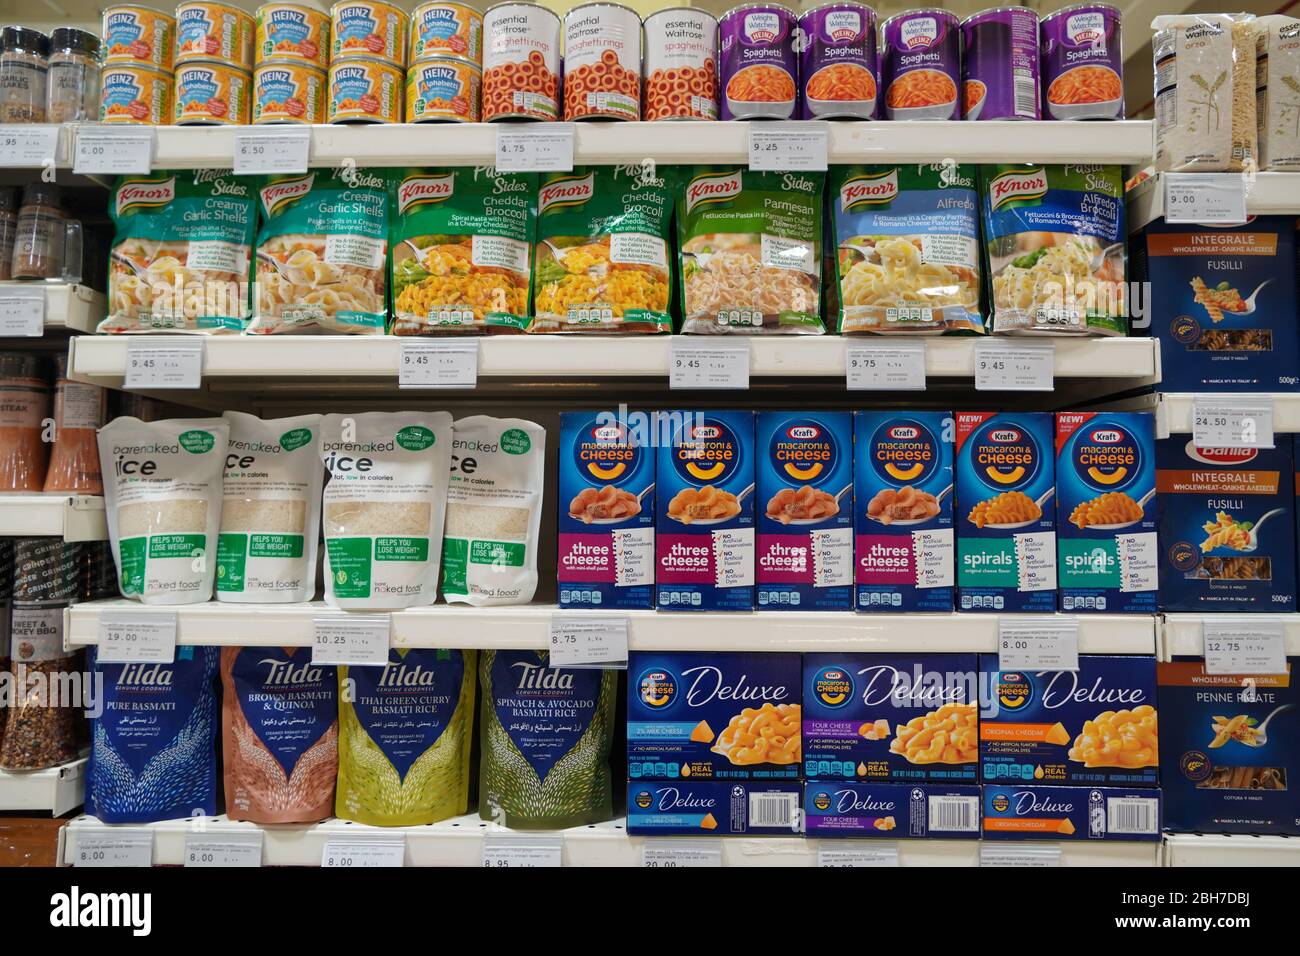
[97,610,178,664]
[399,339,478,388]
[642,840,723,868]
[670,340,749,389]
[818,841,899,867]
[496,125,574,173]
[1204,619,1287,675]
[233,127,311,175]
[482,834,563,867]
[73,127,154,175]
[846,342,926,391]
[998,618,1079,672]
[1192,396,1274,449]
[748,122,829,172]
[980,844,1061,867]
[124,343,204,389]
[549,616,628,668]
[1164,173,1248,225]
[974,341,1054,391]
[0,287,45,337]
[0,125,59,167]
[184,833,264,868]
[70,829,154,867]
[321,839,405,868]
[312,613,390,666]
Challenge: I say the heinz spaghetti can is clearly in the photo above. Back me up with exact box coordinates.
[879,9,959,119]
[960,6,1040,120]
[798,2,877,119]
[718,3,797,120]
[1040,3,1123,120]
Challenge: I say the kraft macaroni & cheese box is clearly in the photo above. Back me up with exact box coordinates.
[981,784,1161,841]
[626,781,802,835]
[804,782,982,838]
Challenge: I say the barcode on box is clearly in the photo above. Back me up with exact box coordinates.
[1107,797,1158,835]
[749,792,797,829]
[929,795,979,833]
[1014,72,1037,117]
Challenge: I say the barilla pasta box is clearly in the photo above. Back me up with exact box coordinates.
[755,411,853,611]
[656,410,755,611]
[627,651,801,781]
[1055,412,1158,614]
[803,653,978,783]
[955,412,1056,612]
[626,781,802,836]
[854,411,955,612]
[557,411,654,610]
[804,782,982,838]
[1155,435,1297,613]
[977,654,1159,787]
[981,785,1161,841]
[1158,658,1300,834]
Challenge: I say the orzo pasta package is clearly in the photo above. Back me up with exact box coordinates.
[530,166,675,334]
[678,167,825,334]
[391,167,536,335]
[101,170,257,334]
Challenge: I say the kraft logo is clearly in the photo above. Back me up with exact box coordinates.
[117,177,176,216]
[989,429,1022,443]
[686,170,742,213]
[538,172,594,213]
[691,425,721,439]
[399,173,454,212]
[901,16,938,46]
[592,424,625,443]
[787,426,820,440]
[889,425,919,440]
[840,170,898,211]
[1184,441,1258,466]
[1089,430,1122,443]
[989,169,1048,209]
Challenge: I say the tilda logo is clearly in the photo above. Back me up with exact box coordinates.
[840,170,898,211]
[50,887,151,936]
[378,662,437,688]
[539,172,594,213]
[261,657,324,686]
[117,177,175,216]
[1184,441,1258,466]
[989,168,1048,210]
[513,659,576,691]
[686,170,741,212]
[901,16,939,47]
[889,425,919,440]
[1065,12,1106,46]
[260,173,314,216]
[743,12,781,42]
[399,173,454,213]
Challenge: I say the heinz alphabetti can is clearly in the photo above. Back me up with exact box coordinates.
[255,2,330,70]
[642,7,717,121]
[175,1,256,68]
[100,63,173,124]
[254,58,327,122]
[327,54,401,121]
[719,3,798,120]
[174,59,252,124]
[481,1,561,121]
[406,56,480,121]
[331,0,406,67]
[102,4,176,71]
[410,1,483,64]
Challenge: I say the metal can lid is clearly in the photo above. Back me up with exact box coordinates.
[881,8,959,29]
[801,1,876,22]
[176,58,252,75]
[643,6,717,26]
[483,1,560,25]
[1040,2,1121,22]
[329,53,403,71]
[564,1,643,23]
[256,57,328,73]
[103,4,177,19]
[962,6,1041,26]
[410,54,481,73]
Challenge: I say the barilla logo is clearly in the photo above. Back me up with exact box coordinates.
[260,173,314,216]
[990,429,1022,443]
[989,168,1048,211]
[399,173,454,213]
[592,424,626,443]
[900,15,938,47]
[1185,441,1258,466]
[889,425,920,440]
[787,426,820,440]
[1089,430,1122,443]
[824,10,862,41]
[744,12,780,42]
[117,177,175,216]
[686,170,742,213]
[1065,12,1106,46]
[691,425,721,440]
[539,172,594,213]
[840,170,898,211]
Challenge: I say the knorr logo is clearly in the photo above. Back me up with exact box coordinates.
[989,168,1048,210]
[396,426,435,451]
[399,173,455,213]
[260,173,315,216]
[538,173,594,214]
[686,170,742,213]
[840,170,898,211]
[279,428,313,451]
[179,430,215,454]
[117,177,176,216]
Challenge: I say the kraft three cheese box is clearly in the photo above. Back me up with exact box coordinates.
[626,782,802,835]
[981,785,1161,841]
[1055,411,1159,614]
[978,654,1159,787]
[656,411,755,611]
[803,653,978,783]
[955,412,1057,612]
[628,651,801,781]
[854,411,955,612]
[756,411,854,611]
[558,411,655,609]
[804,783,982,838]
[1158,658,1300,835]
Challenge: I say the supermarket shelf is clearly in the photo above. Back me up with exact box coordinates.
[1164,834,1300,867]
[66,600,1159,654]
[0,283,104,336]
[0,759,87,816]
[1128,172,1300,231]
[0,494,106,541]
[1156,393,1300,436]
[1162,613,1300,660]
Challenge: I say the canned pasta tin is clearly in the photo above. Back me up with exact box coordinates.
[798,2,877,119]
[103,4,176,71]
[176,2,256,68]
[482,1,560,121]
[1040,3,1123,120]
[253,59,327,122]
[327,55,401,122]
[174,59,251,124]
[960,6,1040,120]
[99,63,173,124]
[411,1,483,64]
[331,0,406,67]
[642,7,717,120]
[879,9,959,119]
[563,2,642,121]
[255,2,330,69]
[406,56,480,121]
[718,3,798,120]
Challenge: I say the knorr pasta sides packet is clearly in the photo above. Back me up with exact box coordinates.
[391,167,537,335]
[529,165,675,333]
[679,167,825,334]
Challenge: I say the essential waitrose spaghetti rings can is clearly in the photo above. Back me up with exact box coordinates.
[563,2,642,121]
[103,4,176,71]
[255,2,330,69]
[879,9,959,119]
[719,3,798,120]
[960,6,1040,120]
[253,59,326,122]
[642,7,717,120]
[482,1,560,121]
[327,54,401,121]
[175,2,256,68]
[331,0,406,67]
[406,56,480,120]
[410,1,483,64]
[99,63,173,124]
[1040,3,1123,120]
[174,59,251,123]
[798,1,877,119]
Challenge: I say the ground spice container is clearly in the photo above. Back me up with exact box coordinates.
[44,354,106,494]
[12,538,82,605]
[0,353,50,492]
[0,27,50,123]
[0,188,17,282]
[0,602,78,770]
[11,183,68,280]
[47,28,101,123]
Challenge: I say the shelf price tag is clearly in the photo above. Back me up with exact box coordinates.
[0,286,45,337]
[818,841,899,867]
[1191,396,1274,449]
[549,616,628,669]
[233,127,310,175]
[748,122,828,172]
[0,125,59,167]
[398,339,478,388]
[1204,619,1287,675]
[184,832,264,868]
[482,834,563,867]
[73,126,154,175]
[670,340,749,389]
[496,125,574,173]
[642,840,723,868]
[846,342,925,391]
[322,838,405,868]
[974,341,1054,392]
[70,828,154,867]
[124,342,204,389]
[1164,173,1248,225]
[998,618,1079,672]
[312,613,390,666]
[980,844,1061,867]
[97,610,178,664]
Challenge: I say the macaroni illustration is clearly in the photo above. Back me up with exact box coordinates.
[1067,705,1158,768]
[1190,277,1247,323]
[1068,491,1144,528]
[1200,511,1252,552]
[1209,714,1262,748]
[765,486,839,524]
[568,485,642,523]
[711,702,801,765]
[667,486,741,524]
[889,702,977,765]
[967,490,1041,528]
[866,485,940,524]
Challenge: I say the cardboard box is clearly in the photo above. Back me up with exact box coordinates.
[804,782,981,838]
[626,782,802,836]
[981,784,1161,840]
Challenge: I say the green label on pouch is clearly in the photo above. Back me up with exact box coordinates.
[217,533,247,591]
[1059,539,1120,588]
[279,428,313,451]
[500,429,531,455]
[441,537,467,594]
[149,534,206,559]
[957,538,1018,588]
[375,536,429,561]
[119,536,147,595]
[251,534,304,558]
[327,537,372,598]
[470,539,524,567]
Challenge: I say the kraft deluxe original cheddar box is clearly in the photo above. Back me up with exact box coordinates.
[626,782,802,836]
[981,785,1161,841]
[804,782,982,838]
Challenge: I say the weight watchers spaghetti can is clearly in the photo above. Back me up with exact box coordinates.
[960,6,1040,120]
[719,2,798,120]
[1040,3,1123,120]
[798,2,877,119]
[879,9,958,120]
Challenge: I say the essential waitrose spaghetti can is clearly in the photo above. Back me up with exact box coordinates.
[1040,3,1123,120]
[406,56,480,121]
[175,1,256,68]
[410,1,483,64]
[482,1,560,120]
[879,9,959,119]
[174,60,252,124]
[100,64,173,124]
[798,2,877,119]
[719,3,798,120]
[563,2,642,121]
[960,6,1040,120]
[642,7,717,121]
[103,4,176,71]
[253,59,327,122]
[331,0,406,66]
[327,55,401,122]
[255,2,330,69]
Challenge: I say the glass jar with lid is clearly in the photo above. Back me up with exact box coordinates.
[0,27,50,123]
[47,28,100,123]
[11,183,81,282]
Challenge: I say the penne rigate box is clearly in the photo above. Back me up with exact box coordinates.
[955,412,1056,612]
[627,651,801,781]
[1055,411,1158,614]
[626,781,802,836]
[805,782,982,839]
[981,785,1161,841]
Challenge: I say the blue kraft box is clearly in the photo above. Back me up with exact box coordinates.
[803,653,978,783]
[626,782,802,836]
[1156,435,1297,613]
[804,783,982,838]
[978,654,1159,787]
[982,785,1161,841]
[628,651,801,781]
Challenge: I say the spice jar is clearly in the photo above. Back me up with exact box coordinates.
[0,27,50,123]
[47,28,100,123]
[0,352,50,492]
[43,353,105,494]
[11,183,72,281]
[0,188,17,282]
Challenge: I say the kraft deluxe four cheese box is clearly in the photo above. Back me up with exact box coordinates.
[626,782,802,836]
[981,784,1161,841]
[804,782,982,838]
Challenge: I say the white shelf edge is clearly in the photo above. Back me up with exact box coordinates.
[0,283,105,336]
[1162,613,1300,660]
[1164,833,1300,867]
[1157,393,1300,437]
[1128,172,1300,233]
[0,758,87,815]
[0,494,107,541]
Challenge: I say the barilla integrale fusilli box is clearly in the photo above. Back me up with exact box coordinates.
[955,412,1056,612]
[1155,435,1297,613]
[977,654,1159,787]
[981,785,1161,841]
[755,411,853,611]
[854,411,955,612]
[627,651,801,781]
[804,782,982,838]
[656,410,755,610]
[557,411,654,610]
[803,653,979,783]
[1055,411,1158,614]
[626,781,802,835]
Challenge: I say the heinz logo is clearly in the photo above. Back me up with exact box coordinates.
[1185,441,1259,466]
[399,173,454,212]
[271,9,306,24]
[592,425,625,443]
[1089,430,1122,443]
[990,168,1048,210]
[744,12,780,42]
[990,429,1021,443]
[788,426,820,440]
[260,173,314,215]
[889,426,919,440]
[117,177,176,216]
[686,170,741,213]
[539,172,594,213]
[901,16,938,47]
[691,425,721,439]
[840,170,898,211]
[1066,12,1105,45]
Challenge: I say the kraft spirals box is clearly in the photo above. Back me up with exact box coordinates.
[803,653,978,783]
[804,783,982,838]
[1055,411,1158,614]
[558,411,655,609]
[955,412,1056,612]
[978,654,1159,787]
[854,411,955,612]
[981,785,1161,841]
[1155,435,1297,613]
[1158,658,1299,835]
[755,411,853,611]
[627,651,801,781]
[626,781,802,835]
[656,410,755,610]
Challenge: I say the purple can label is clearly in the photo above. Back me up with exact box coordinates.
[879,10,959,120]
[719,4,798,120]
[961,7,1040,120]
[798,3,877,119]
[1040,5,1123,119]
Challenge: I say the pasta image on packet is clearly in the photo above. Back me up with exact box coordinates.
[679,167,824,335]
[1256,16,1300,171]
[390,166,536,335]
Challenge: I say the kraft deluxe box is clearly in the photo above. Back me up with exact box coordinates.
[626,782,802,836]
[981,785,1161,841]
[804,783,981,838]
